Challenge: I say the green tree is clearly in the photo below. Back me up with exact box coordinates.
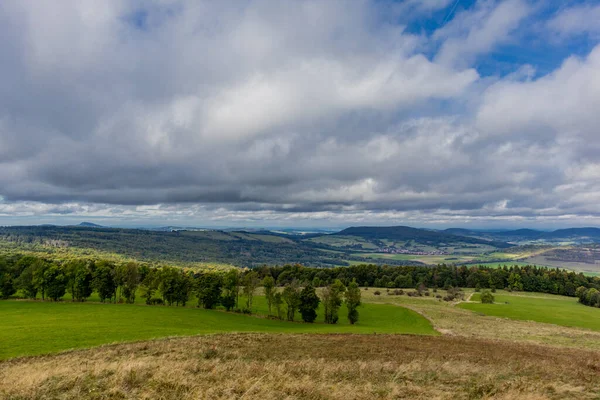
[243,271,260,311]
[0,273,15,299]
[282,280,301,321]
[273,292,284,319]
[121,262,141,304]
[93,261,117,303]
[16,263,39,299]
[159,267,182,306]
[140,268,159,305]
[44,264,67,301]
[32,260,51,300]
[196,273,223,309]
[262,275,275,316]
[299,283,320,323]
[345,280,361,324]
[585,288,599,306]
[223,269,241,309]
[508,273,523,291]
[322,279,345,324]
[69,260,94,302]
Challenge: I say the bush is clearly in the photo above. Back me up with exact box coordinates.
[480,290,494,304]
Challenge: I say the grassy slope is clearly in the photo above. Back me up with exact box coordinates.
[3,334,600,400]
[0,298,435,359]
[460,292,600,331]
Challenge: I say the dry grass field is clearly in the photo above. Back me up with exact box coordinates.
[2,333,600,400]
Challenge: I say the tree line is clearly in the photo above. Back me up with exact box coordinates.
[256,263,598,297]
[0,254,362,324]
[2,253,598,309]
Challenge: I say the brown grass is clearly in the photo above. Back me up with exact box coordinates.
[2,333,600,399]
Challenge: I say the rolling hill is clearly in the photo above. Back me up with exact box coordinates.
[337,226,510,246]
[445,227,600,244]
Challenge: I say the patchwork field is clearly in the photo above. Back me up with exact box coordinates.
[0,298,435,359]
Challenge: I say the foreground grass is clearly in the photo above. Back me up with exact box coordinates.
[460,292,600,331]
[0,299,435,359]
[2,333,600,399]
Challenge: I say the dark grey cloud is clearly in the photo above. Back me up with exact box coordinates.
[0,0,599,227]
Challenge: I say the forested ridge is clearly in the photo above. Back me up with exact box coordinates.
[0,226,422,267]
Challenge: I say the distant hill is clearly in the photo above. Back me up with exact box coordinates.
[445,227,600,243]
[545,228,600,240]
[333,226,512,248]
[78,222,104,228]
[0,225,421,268]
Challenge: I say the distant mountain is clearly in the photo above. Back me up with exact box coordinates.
[78,222,103,228]
[545,228,600,240]
[334,226,512,248]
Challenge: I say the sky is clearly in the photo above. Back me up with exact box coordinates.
[0,0,599,229]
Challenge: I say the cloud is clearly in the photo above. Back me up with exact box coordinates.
[0,0,599,228]
[434,0,531,68]
[547,3,600,38]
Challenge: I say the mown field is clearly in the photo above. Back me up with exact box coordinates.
[460,291,600,331]
[0,296,435,359]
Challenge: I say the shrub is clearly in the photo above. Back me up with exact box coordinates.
[480,290,494,304]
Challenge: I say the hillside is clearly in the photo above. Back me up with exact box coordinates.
[445,227,600,244]
[336,226,511,247]
[4,333,600,400]
[0,226,425,268]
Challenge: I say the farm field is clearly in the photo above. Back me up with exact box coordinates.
[471,261,547,268]
[351,252,477,264]
[524,255,600,274]
[0,298,435,359]
[460,292,600,331]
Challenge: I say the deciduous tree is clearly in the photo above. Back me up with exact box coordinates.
[299,283,320,323]
[345,280,361,324]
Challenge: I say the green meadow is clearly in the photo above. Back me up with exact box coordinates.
[0,296,435,359]
[460,292,600,331]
